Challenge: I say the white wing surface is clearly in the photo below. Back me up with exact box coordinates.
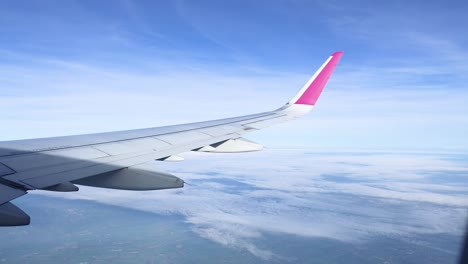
[0,51,343,226]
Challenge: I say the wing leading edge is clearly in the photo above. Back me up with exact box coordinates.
[0,51,343,226]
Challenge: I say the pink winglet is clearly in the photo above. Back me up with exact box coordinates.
[294,51,343,105]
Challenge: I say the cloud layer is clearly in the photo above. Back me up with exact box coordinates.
[35,150,468,259]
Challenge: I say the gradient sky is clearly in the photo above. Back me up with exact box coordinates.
[0,0,467,150]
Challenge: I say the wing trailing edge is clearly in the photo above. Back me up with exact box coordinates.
[196,138,263,153]
[279,51,343,116]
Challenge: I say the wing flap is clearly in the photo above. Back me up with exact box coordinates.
[198,124,244,137]
[155,130,213,145]
[0,147,109,172]
[92,138,171,156]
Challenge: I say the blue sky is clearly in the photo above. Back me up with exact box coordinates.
[0,0,467,150]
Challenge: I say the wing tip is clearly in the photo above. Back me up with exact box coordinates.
[331,51,344,57]
[293,51,344,106]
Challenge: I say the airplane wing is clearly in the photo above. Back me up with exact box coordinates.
[0,51,343,226]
